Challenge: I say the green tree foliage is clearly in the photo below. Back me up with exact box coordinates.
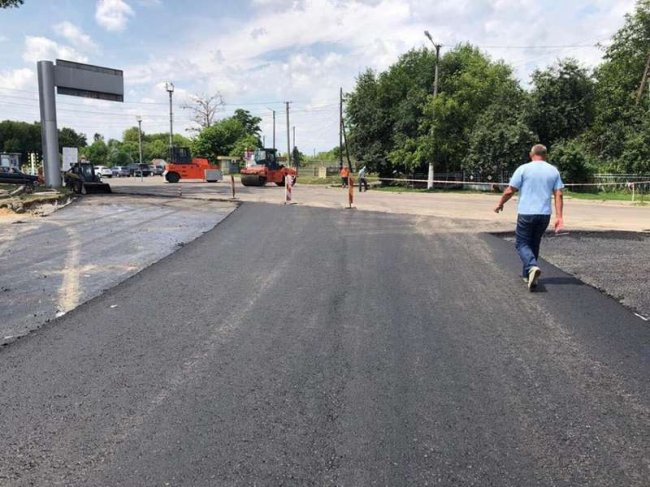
[423,44,522,173]
[232,109,262,137]
[192,110,262,161]
[528,59,595,149]
[0,0,23,7]
[81,139,109,165]
[0,121,41,162]
[59,127,87,149]
[463,92,536,180]
[590,0,650,167]
[549,139,596,185]
[346,48,437,176]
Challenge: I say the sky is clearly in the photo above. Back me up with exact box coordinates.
[0,0,638,155]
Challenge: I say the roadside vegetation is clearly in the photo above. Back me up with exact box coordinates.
[344,0,650,186]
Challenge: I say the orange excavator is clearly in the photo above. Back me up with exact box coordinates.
[164,147,222,183]
[240,148,297,186]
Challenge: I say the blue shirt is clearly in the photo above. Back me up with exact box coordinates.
[509,161,564,215]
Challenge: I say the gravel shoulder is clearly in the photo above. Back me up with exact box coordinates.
[502,231,650,319]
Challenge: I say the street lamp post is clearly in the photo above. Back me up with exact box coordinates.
[165,81,174,160]
[424,30,442,190]
[136,115,143,166]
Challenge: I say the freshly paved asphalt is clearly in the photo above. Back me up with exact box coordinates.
[0,203,648,486]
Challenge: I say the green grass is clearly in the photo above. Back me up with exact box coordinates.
[296,176,340,185]
[564,190,646,202]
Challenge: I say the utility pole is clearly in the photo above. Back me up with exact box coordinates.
[285,101,291,166]
[424,31,442,190]
[292,126,296,149]
[165,81,174,160]
[267,108,276,149]
[339,87,343,170]
[637,50,650,105]
[136,115,143,165]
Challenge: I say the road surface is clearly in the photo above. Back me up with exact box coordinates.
[0,203,648,486]
[0,196,234,343]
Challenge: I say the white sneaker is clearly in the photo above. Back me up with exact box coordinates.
[528,266,541,291]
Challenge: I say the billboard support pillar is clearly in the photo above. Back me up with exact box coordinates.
[38,61,61,188]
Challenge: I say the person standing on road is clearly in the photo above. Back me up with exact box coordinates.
[358,165,368,192]
[494,144,564,291]
[340,166,350,188]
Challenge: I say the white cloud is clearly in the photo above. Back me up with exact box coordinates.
[0,68,35,90]
[54,21,98,52]
[95,0,134,32]
[23,36,89,64]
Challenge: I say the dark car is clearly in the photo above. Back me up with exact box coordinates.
[127,163,152,177]
[0,167,39,187]
[112,165,130,177]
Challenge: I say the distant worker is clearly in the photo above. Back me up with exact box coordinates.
[340,165,350,188]
[358,165,368,192]
[494,144,564,291]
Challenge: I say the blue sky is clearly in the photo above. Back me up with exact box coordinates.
[0,0,637,153]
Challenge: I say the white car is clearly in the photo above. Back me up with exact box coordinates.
[95,165,113,178]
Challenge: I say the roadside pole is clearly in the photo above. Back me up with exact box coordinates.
[230,174,236,199]
[348,176,354,209]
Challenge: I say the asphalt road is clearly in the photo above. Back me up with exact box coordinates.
[0,196,234,343]
[0,203,648,486]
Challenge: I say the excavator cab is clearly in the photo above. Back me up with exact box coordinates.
[64,162,112,194]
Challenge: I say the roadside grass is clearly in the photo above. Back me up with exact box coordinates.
[563,189,646,203]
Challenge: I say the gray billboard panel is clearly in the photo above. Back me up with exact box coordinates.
[54,59,124,102]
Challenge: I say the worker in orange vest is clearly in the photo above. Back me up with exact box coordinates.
[340,166,350,188]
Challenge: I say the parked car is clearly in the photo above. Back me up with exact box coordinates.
[151,164,164,176]
[95,165,113,178]
[127,163,152,177]
[112,165,130,177]
[0,167,39,187]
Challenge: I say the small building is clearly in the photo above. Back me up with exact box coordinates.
[0,153,21,170]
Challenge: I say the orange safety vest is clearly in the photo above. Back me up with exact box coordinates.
[341,167,350,177]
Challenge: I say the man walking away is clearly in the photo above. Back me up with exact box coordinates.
[494,144,564,291]
[358,165,368,192]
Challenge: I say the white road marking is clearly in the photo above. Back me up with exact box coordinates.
[634,313,648,322]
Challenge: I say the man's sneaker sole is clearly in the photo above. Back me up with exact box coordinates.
[528,267,541,291]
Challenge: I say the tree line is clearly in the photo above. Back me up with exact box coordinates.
[346,0,650,182]
[0,108,266,168]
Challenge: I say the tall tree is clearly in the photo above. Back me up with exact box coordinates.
[463,91,536,180]
[59,127,87,148]
[528,59,595,150]
[418,44,522,173]
[232,109,262,137]
[590,0,650,163]
[0,0,23,8]
[181,93,225,130]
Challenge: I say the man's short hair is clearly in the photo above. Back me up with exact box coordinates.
[530,144,547,158]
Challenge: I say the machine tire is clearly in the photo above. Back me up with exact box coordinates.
[166,172,180,183]
[241,175,266,186]
[74,181,83,194]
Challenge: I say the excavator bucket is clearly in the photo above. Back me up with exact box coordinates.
[80,182,112,194]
